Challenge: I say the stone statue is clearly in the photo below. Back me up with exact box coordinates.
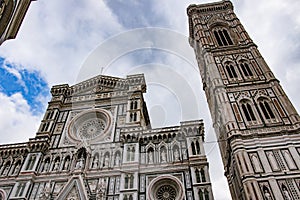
[76,157,84,169]
[263,189,272,200]
[44,160,49,172]
[104,155,109,167]
[148,151,153,164]
[14,163,20,175]
[92,156,99,168]
[161,149,167,163]
[115,153,120,166]
[64,158,70,170]
[282,187,291,200]
[174,149,180,161]
[53,160,60,171]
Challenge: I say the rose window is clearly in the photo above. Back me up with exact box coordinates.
[78,118,106,140]
[67,109,112,143]
[148,175,184,200]
[156,185,177,200]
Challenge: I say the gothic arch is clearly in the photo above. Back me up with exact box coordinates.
[237,59,254,78]
[146,146,155,164]
[114,150,121,166]
[62,155,71,170]
[52,156,61,171]
[159,145,168,163]
[223,61,238,79]
[239,99,257,122]
[90,152,99,169]
[257,97,276,120]
[103,151,110,167]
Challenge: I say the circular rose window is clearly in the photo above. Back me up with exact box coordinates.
[67,109,112,143]
[148,175,184,200]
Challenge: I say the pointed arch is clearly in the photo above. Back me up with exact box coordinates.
[204,189,210,200]
[195,168,201,183]
[198,189,204,200]
[240,100,256,122]
[257,98,275,120]
[212,27,234,46]
[201,168,206,182]
[196,140,201,154]
[191,141,196,155]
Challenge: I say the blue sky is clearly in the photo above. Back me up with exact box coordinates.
[0,0,300,199]
[0,57,49,115]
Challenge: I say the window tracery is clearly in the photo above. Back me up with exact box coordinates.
[213,28,233,46]
[240,62,253,77]
[240,101,256,122]
[124,174,134,189]
[258,98,276,120]
[225,64,238,79]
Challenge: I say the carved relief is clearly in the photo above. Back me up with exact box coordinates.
[249,153,263,173]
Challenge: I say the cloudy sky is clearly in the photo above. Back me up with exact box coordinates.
[0,0,300,199]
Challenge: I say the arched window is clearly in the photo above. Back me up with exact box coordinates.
[25,154,37,170]
[125,175,129,189]
[241,102,256,121]
[124,195,128,200]
[225,64,238,79]
[201,168,206,182]
[240,62,253,77]
[130,175,134,188]
[204,189,210,200]
[213,29,233,46]
[126,147,131,162]
[133,113,137,121]
[198,189,204,200]
[130,101,134,110]
[134,101,138,109]
[129,195,133,200]
[129,113,133,122]
[196,141,201,154]
[195,168,201,183]
[259,99,275,120]
[191,141,196,155]
[130,147,135,161]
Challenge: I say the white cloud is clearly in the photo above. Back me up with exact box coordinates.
[0,0,123,86]
[0,92,41,144]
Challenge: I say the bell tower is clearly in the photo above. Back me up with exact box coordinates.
[188,1,300,199]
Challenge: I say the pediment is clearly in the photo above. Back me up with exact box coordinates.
[70,75,128,96]
[56,175,88,200]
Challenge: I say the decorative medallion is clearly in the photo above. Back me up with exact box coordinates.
[67,109,112,144]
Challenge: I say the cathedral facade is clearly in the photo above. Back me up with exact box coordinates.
[188,0,300,199]
[0,74,213,200]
